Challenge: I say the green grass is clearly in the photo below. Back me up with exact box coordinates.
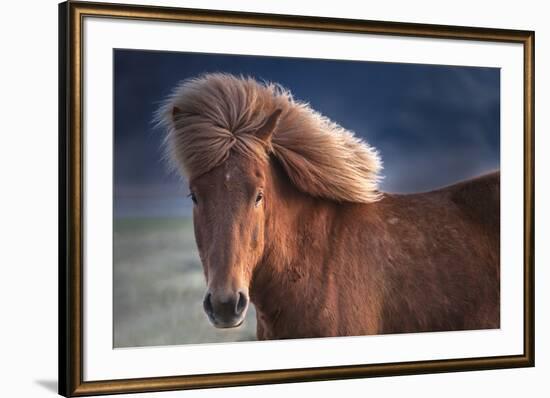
[113,217,257,348]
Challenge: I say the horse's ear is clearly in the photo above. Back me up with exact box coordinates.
[172,106,183,124]
[256,109,282,143]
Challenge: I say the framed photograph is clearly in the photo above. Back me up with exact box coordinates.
[59,1,535,396]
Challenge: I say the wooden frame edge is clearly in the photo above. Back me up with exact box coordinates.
[59,1,535,396]
[59,1,69,396]
[68,355,532,396]
[523,31,535,368]
[68,0,534,42]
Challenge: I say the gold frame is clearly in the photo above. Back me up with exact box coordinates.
[59,1,535,396]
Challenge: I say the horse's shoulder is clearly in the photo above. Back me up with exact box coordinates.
[447,171,499,205]
[379,171,500,229]
[446,171,500,230]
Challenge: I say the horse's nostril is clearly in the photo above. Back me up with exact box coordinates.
[235,291,248,315]
[203,292,213,315]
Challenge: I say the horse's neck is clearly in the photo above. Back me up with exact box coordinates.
[263,158,334,271]
[264,190,334,272]
[250,163,340,325]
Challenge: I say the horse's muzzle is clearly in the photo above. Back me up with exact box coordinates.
[203,289,249,328]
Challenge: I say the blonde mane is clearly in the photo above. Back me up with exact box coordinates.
[157,73,382,203]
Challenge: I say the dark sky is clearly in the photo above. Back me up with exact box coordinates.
[114,49,500,218]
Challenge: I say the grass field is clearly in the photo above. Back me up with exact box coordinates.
[113,217,257,348]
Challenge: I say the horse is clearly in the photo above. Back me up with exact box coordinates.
[157,73,500,339]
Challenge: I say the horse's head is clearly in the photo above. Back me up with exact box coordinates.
[187,109,282,328]
[161,74,382,329]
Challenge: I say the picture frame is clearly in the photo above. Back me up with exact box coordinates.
[59,1,535,396]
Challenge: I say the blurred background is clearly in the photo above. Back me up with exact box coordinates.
[113,49,500,348]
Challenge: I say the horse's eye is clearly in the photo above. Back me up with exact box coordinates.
[189,192,198,205]
[255,192,264,207]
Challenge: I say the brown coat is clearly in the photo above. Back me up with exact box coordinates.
[251,164,499,339]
